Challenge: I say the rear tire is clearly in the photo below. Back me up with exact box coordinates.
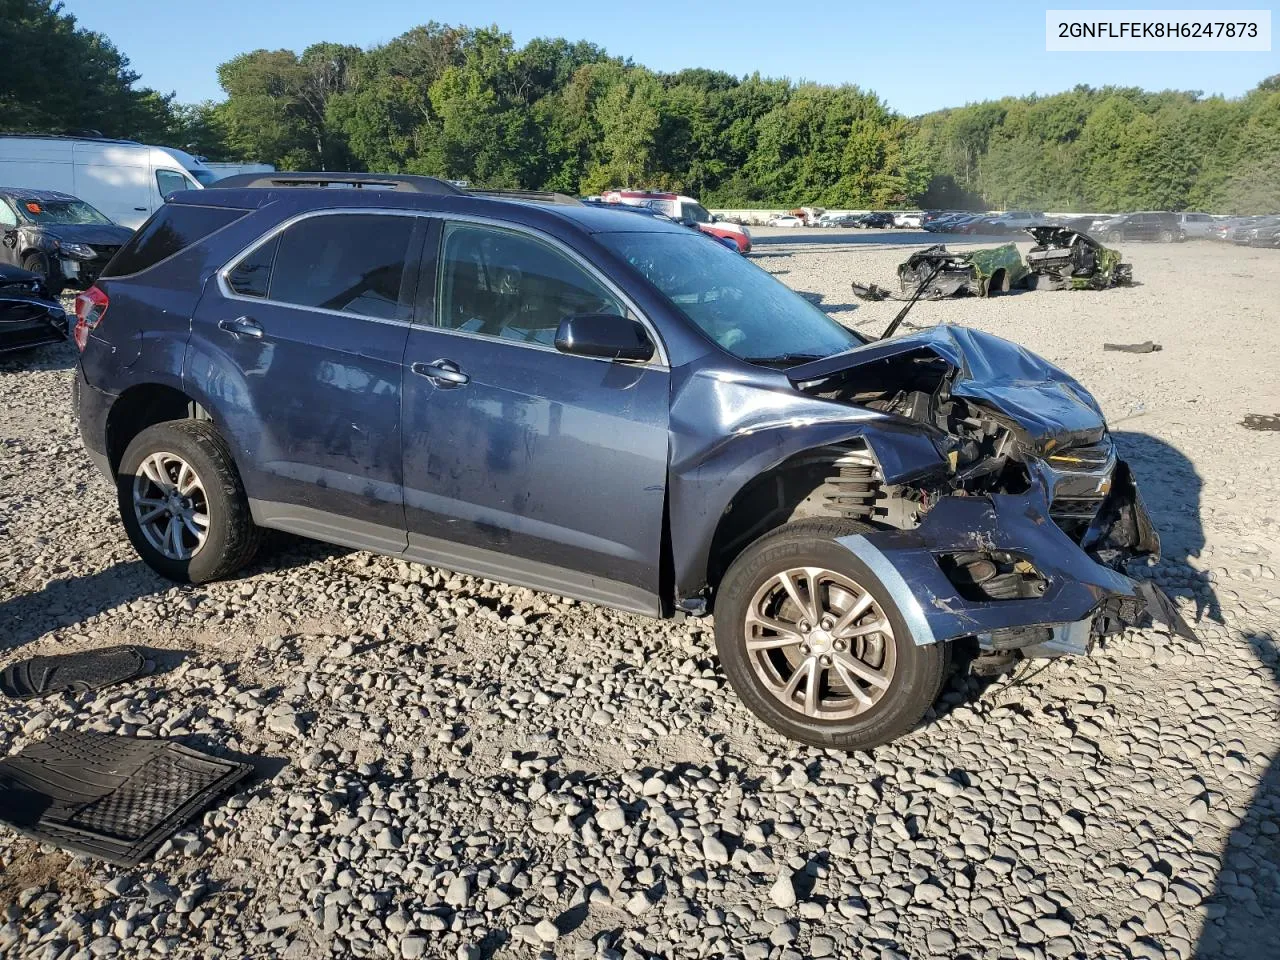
[117,420,262,583]
[1159,229,1175,243]
[714,519,950,750]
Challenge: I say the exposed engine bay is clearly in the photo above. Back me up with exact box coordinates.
[852,242,1028,301]
[771,325,1194,656]
[1025,226,1133,290]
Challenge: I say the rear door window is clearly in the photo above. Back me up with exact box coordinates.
[226,234,278,298]
[102,204,247,277]
[266,214,416,320]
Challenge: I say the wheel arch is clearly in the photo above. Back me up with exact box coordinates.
[105,382,211,473]
[702,441,882,607]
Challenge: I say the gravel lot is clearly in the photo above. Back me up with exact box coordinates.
[2,232,1278,960]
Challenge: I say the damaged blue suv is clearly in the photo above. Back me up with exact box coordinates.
[73,173,1189,749]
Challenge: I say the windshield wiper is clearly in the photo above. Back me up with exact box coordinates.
[742,352,826,368]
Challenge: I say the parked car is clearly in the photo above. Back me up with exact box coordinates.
[1240,215,1280,247]
[1176,212,1216,239]
[0,134,214,229]
[767,215,803,227]
[832,214,864,228]
[893,212,924,228]
[602,190,751,252]
[1094,212,1184,243]
[0,262,66,353]
[984,211,1045,232]
[73,172,1187,750]
[857,212,895,228]
[0,188,135,295]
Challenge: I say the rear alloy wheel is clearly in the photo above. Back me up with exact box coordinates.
[117,420,262,583]
[715,519,949,750]
[1159,229,1175,243]
[131,452,210,561]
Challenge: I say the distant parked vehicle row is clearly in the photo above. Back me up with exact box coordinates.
[1213,215,1280,247]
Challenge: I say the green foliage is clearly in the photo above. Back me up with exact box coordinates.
[4,7,1278,214]
[0,0,178,140]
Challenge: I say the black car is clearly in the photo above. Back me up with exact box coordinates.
[0,262,66,354]
[0,188,135,295]
[858,212,895,228]
[73,172,1188,750]
[1094,211,1185,243]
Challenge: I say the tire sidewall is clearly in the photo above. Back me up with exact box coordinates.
[716,534,944,750]
[117,423,238,583]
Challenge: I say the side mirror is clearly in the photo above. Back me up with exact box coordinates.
[555,314,655,362]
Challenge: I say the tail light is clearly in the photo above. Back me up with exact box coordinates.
[73,286,109,351]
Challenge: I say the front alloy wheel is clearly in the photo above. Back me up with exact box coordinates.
[745,566,896,719]
[715,519,950,750]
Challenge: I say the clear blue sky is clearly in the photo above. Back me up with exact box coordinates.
[68,0,1278,115]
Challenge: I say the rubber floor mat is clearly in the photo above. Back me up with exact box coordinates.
[0,731,251,866]
[0,646,146,700]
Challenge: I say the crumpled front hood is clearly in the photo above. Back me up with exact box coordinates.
[39,224,135,247]
[786,324,1107,451]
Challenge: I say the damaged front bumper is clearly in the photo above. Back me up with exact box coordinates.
[834,461,1193,657]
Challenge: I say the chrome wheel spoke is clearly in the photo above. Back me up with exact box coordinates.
[138,504,168,525]
[831,658,875,706]
[842,617,890,640]
[131,451,209,561]
[834,651,892,690]
[745,563,897,721]
[176,462,197,494]
[142,454,170,491]
[182,514,207,542]
[778,569,817,625]
[831,591,874,635]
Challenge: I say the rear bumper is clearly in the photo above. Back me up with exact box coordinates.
[835,461,1192,653]
[75,363,114,479]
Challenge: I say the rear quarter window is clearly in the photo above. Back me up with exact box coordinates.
[102,204,247,278]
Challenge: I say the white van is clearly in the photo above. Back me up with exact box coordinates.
[0,135,214,229]
[201,161,276,181]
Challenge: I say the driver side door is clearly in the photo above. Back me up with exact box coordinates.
[400,219,670,615]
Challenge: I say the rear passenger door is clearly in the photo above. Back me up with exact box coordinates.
[190,211,425,548]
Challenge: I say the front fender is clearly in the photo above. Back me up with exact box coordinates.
[667,365,945,600]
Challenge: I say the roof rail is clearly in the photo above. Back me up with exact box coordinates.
[208,172,465,195]
[468,188,583,206]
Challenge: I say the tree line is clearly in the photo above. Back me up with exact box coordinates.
[2,2,1278,213]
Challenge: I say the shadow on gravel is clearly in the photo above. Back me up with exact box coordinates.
[1195,632,1280,958]
[0,341,76,374]
[0,535,350,654]
[1111,431,1220,623]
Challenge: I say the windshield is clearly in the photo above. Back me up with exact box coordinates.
[189,169,219,187]
[16,198,113,226]
[599,231,864,363]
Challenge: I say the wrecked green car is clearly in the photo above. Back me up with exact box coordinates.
[1024,226,1133,290]
[852,226,1132,302]
[853,243,1028,301]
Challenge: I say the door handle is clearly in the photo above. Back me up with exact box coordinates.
[134,207,148,211]
[218,316,264,339]
[411,359,469,387]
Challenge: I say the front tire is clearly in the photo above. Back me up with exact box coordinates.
[715,519,949,750]
[117,420,262,583]
[23,253,63,298]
